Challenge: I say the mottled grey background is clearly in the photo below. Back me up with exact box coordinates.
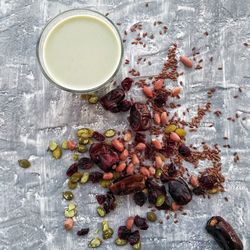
[0,0,250,249]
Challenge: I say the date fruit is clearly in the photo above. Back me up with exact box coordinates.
[206,216,243,250]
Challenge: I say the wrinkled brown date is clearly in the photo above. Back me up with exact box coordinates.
[206,216,243,250]
[89,143,119,172]
[109,175,145,195]
[129,102,151,131]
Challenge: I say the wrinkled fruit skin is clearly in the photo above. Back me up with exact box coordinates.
[100,87,125,113]
[78,157,93,169]
[89,143,119,172]
[92,131,105,142]
[118,99,132,112]
[89,172,103,183]
[199,175,217,190]
[168,178,192,205]
[133,191,147,206]
[103,192,116,213]
[134,215,149,230]
[121,77,133,91]
[153,90,168,108]
[118,226,131,240]
[128,230,140,245]
[129,102,151,131]
[206,216,243,250]
[109,175,145,195]
[66,163,78,177]
[77,228,89,236]
[178,144,191,157]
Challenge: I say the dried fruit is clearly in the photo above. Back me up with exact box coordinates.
[89,172,103,183]
[133,191,147,207]
[180,55,193,68]
[153,91,168,107]
[120,149,129,161]
[206,216,243,250]
[118,226,131,240]
[100,87,125,113]
[115,238,127,246]
[143,86,154,98]
[168,178,192,205]
[121,77,133,91]
[128,230,140,245]
[67,140,77,150]
[77,228,89,236]
[147,212,157,222]
[103,172,113,180]
[154,112,161,125]
[111,139,124,152]
[63,191,74,201]
[89,143,119,172]
[109,175,145,195]
[80,172,90,184]
[160,112,168,125]
[124,131,132,142]
[135,143,146,151]
[104,129,116,138]
[199,175,217,190]
[178,144,191,157]
[134,215,148,230]
[88,237,102,248]
[115,162,126,172]
[49,141,58,151]
[66,163,78,177]
[64,218,74,230]
[169,132,181,142]
[129,102,151,131]
[118,99,132,112]
[171,87,182,97]
[18,159,31,168]
[78,157,93,169]
[97,206,106,217]
[152,139,162,150]
[92,131,105,142]
[154,79,164,90]
[126,217,134,230]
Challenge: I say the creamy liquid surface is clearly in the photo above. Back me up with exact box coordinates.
[43,15,121,91]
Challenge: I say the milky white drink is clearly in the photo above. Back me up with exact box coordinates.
[40,11,122,92]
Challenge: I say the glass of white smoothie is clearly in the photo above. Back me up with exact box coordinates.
[37,9,123,94]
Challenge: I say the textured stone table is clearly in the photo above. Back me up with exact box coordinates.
[0,0,249,249]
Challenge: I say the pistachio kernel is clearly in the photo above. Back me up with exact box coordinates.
[88,237,102,248]
[64,208,75,218]
[70,172,82,183]
[97,206,106,217]
[77,128,93,138]
[63,191,74,201]
[115,238,127,246]
[88,95,99,104]
[18,159,31,169]
[156,195,166,207]
[72,153,79,161]
[77,144,87,153]
[155,169,162,179]
[104,129,116,138]
[79,137,90,145]
[147,211,157,222]
[175,128,187,137]
[68,203,76,211]
[61,140,68,150]
[207,188,220,194]
[132,240,141,250]
[49,141,58,151]
[80,172,90,184]
[68,180,77,189]
[52,146,62,159]
[100,179,112,188]
[164,124,177,134]
[102,220,109,232]
[103,228,114,240]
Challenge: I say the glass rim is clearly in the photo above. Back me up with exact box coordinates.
[36,8,124,93]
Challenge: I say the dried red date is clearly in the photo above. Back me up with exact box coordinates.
[168,178,192,205]
[206,216,243,250]
[109,175,145,195]
[100,87,125,113]
[89,143,119,172]
[129,102,151,131]
[118,99,132,112]
[153,90,168,108]
[121,77,133,91]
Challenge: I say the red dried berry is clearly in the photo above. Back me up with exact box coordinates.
[135,133,146,143]
[66,163,78,177]
[96,194,106,205]
[133,191,147,207]
[154,91,168,107]
[118,99,132,112]
[77,228,89,236]
[198,175,217,190]
[92,131,105,142]
[89,172,103,183]
[178,144,191,157]
[121,77,133,91]
[78,157,93,169]
[134,215,148,230]
[128,230,140,245]
[118,226,131,240]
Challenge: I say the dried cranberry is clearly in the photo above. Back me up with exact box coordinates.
[178,144,191,157]
[96,194,106,205]
[78,157,93,169]
[129,102,151,131]
[92,131,105,142]
[89,143,119,172]
[199,175,217,190]
[168,178,192,205]
[134,215,148,230]
[100,87,125,113]
[103,192,116,213]
[89,172,103,183]
[121,77,133,91]
[77,228,89,236]
[154,91,168,107]
[135,133,146,143]
[168,163,177,176]
[118,99,132,112]
[66,163,78,177]
[128,230,140,245]
[133,191,147,206]
[118,226,131,240]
